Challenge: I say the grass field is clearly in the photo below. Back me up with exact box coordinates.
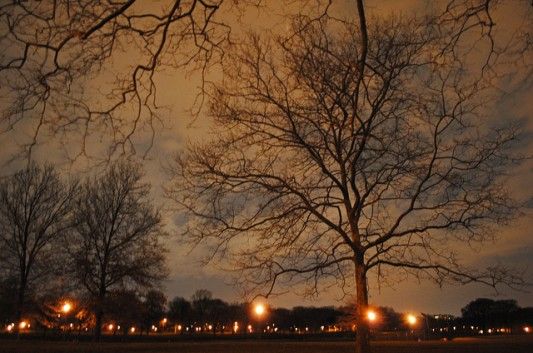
[1,336,532,353]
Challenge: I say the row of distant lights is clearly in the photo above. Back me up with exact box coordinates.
[2,308,415,334]
[7,302,532,335]
[366,310,417,326]
[7,320,532,335]
[6,321,30,332]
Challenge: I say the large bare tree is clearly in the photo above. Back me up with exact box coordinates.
[167,3,530,352]
[69,161,167,340]
[0,163,76,327]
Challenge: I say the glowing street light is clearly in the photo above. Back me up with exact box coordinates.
[130,327,136,333]
[367,310,377,322]
[406,314,417,326]
[62,302,72,314]
[19,321,28,330]
[254,303,266,317]
[108,324,114,331]
[524,326,530,333]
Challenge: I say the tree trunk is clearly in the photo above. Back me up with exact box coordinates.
[16,282,25,322]
[355,255,370,353]
[15,276,26,338]
[94,293,105,341]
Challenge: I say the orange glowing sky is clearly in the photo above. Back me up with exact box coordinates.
[0,0,531,315]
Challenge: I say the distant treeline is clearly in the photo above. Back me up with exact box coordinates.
[1,284,531,336]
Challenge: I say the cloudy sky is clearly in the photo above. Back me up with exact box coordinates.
[0,0,531,315]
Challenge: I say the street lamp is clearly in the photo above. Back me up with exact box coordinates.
[62,302,72,314]
[253,303,268,335]
[406,314,417,326]
[254,303,266,317]
[367,310,377,322]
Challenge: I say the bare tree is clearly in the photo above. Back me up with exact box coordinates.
[69,160,167,340]
[167,3,530,352]
[0,163,76,327]
[0,0,235,160]
[0,0,530,162]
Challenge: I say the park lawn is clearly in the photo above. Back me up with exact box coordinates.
[0,336,532,353]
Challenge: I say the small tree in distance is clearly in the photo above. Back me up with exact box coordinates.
[168,2,530,352]
[168,296,192,333]
[69,161,167,340]
[142,290,167,333]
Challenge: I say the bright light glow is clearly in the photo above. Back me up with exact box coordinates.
[130,327,136,333]
[19,321,28,329]
[254,303,266,317]
[247,324,252,333]
[177,325,182,331]
[406,314,417,326]
[62,302,72,314]
[108,324,114,331]
[6,324,14,332]
[367,310,377,322]
[208,324,213,330]
[524,326,530,333]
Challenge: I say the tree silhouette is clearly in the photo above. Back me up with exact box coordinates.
[168,296,192,333]
[141,290,167,333]
[68,160,167,340]
[168,2,530,352]
[0,163,76,328]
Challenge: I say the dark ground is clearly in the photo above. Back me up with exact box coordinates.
[0,336,532,353]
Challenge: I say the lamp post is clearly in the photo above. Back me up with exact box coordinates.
[60,301,73,337]
[406,314,418,339]
[365,309,378,340]
[253,303,267,337]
